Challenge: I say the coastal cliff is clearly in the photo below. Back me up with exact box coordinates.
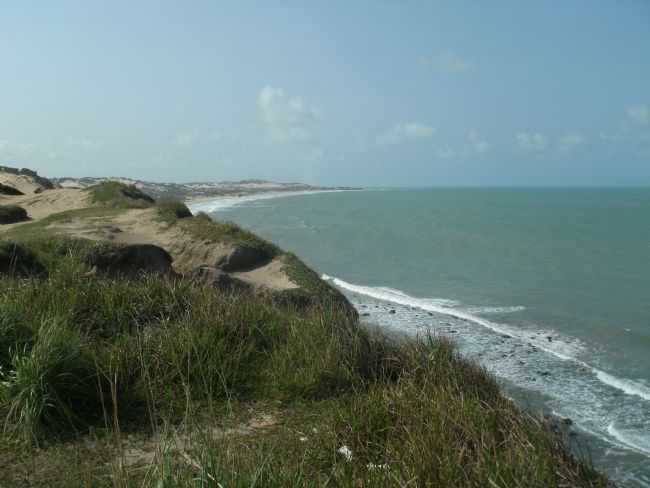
[0,169,610,487]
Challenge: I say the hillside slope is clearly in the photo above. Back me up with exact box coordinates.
[0,173,352,311]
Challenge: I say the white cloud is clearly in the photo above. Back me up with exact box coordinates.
[516,132,547,152]
[558,133,585,151]
[385,123,435,144]
[467,130,489,154]
[419,51,472,74]
[173,129,200,146]
[257,85,320,142]
[627,105,649,125]
[0,140,8,151]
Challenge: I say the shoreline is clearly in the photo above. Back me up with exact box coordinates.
[186,188,357,214]
[325,272,648,485]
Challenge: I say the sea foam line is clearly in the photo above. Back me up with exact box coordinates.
[187,189,346,214]
[607,422,650,455]
[322,274,650,403]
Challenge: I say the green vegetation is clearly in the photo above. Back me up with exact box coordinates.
[0,237,609,487]
[0,205,28,225]
[0,206,123,241]
[156,198,193,223]
[181,212,280,257]
[161,209,352,309]
[0,241,47,276]
[87,181,155,208]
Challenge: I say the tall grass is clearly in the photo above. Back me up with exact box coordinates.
[0,237,610,487]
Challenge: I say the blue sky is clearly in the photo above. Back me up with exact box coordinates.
[1,1,649,186]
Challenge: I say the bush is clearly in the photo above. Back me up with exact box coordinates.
[0,205,28,224]
[0,241,47,276]
[156,199,193,222]
[88,181,155,208]
[0,318,101,443]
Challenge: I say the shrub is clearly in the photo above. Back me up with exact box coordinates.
[0,205,28,224]
[0,318,101,443]
[88,181,155,208]
[0,241,47,276]
[156,199,193,222]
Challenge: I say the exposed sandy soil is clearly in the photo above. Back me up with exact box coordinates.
[0,188,91,220]
[233,257,297,290]
[1,184,297,291]
[0,173,46,195]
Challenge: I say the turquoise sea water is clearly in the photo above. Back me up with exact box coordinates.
[191,188,650,487]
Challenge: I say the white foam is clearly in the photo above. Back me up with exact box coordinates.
[323,274,650,404]
[465,306,526,314]
[187,189,346,214]
[597,371,650,402]
[608,422,650,455]
[322,274,581,357]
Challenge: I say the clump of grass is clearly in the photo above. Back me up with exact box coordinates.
[0,205,28,224]
[0,241,47,277]
[87,181,155,208]
[277,253,356,314]
[180,213,280,256]
[156,199,193,223]
[0,318,100,444]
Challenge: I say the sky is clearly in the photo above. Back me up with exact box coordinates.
[1,1,649,186]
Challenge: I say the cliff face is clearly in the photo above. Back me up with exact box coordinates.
[0,172,356,315]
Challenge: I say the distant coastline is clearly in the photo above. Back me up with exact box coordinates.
[52,175,361,201]
[186,188,360,214]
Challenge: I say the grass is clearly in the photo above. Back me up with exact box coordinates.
[0,236,610,487]
[0,205,28,225]
[155,199,193,223]
[87,181,155,209]
[0,241,47,276]
[180,212,280,256]
[0,207,123,241]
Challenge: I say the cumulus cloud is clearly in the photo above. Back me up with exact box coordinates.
[627,105,649,124]
[385,122,436,144]
[419,51,472,74]
[258,85,320,142]
[516,132,547,152]
[558,133,585,151]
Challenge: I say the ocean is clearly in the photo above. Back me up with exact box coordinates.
[190,188,650,487]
